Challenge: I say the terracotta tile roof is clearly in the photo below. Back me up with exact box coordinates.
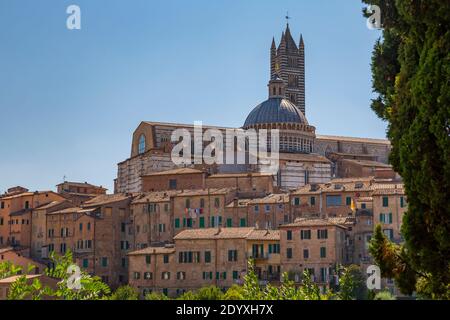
[174,227,255,240]
[35,200,69,210]
[56,181,107,190]
[316,134,391,145]
[0,274,42,284]
[9,208,32,217]
[340,159,392,168]
[176,188,236,197]
[0,191,56,200]
[132,191,180,204]
[174,227,280,241]
[47,207,82,215]
[248,194,289,204]
[0,247,14,254]
[247,229,280,241]
[208,172,273,178]
[83,194,133,206]
[141,167,204,177]
[226,199,253,208]
[128,246,176,256]
[280,218,347,229]
[274,153,331,163]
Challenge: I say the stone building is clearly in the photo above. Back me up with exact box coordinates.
[115,24,391,194]
[56,181,107,206]
[127,227,280,298]
[279,218,349,288]
[0,190,65,248]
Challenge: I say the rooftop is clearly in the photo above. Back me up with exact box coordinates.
[83,193,133,207]
[280,218,348,228]
[128,246,176,256]
[141,167,204,177]
[174,227,279,241]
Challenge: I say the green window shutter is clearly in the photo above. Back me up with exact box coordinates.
[294,197,300,206]
[227,218,232,227]
[222,272,227,280]
[400,197,404,208]
[268,244,272,254]
[240,218,246,227]
[83,259,88,268]
[388,213,393,224]
[383,197,389,207]
[310,196,315,205]
[216,272,219,280]
[183,218,186,227]
[346,197,351,206]
[233,271,238,280]
[199,217,205,228]
[320,247,326,258]
[379,214,384,223]
[175,218,180,228]
[211,217,215,227]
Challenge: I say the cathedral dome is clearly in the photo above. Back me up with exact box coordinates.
[243,97,308,128]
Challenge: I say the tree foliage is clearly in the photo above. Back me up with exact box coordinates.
[110,285,139,300]
[362,0,450,299]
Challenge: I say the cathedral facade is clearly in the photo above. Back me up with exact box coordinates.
[115,24,391,193]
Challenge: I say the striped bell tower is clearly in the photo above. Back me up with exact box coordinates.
[270,23,306,115]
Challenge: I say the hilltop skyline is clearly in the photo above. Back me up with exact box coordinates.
[0,0,384,193]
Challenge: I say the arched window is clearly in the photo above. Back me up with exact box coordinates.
[138,134,146,154]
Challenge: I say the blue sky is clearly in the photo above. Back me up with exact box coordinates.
[0,0,385,193]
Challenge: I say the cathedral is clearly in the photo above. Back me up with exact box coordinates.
[115,24,392,193]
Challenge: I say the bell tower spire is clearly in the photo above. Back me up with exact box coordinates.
[268,20,306,115]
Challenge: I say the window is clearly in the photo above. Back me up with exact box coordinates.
[226,218,232,227]
[254,205,259,213]
[0,202,4,209]
[145,255,151,264]
[199,217,205,228]
[163,255,169,264]
[158,224,166,232]
[162,272,170,280]
[379,213,386,223]
[79,223,83,231]
[287,230,292,240]
[138,134,146,154]
[320,268,327,282]
[265,205,271,213]
[310,197,315,206]
[301,230,311,240]
[144,272,152,280]
[204,251,211,263]
[303,249,309,259]
[320,247,326,258]
[134,272,140,280]
[361,203,366,209]
[82,259,88,268]
[169,179,177,190]
[177,272,186,280]
[233,271,239,280]
[174,218,180,228]
[101,257,108,267]
[214,198,220,208]
[87,222,91,230]
[286,248,293,259]
[60,243,66,253]
[317,229,328,239]
[228,250,238,262]
[294,197,300,206]
[326,195,342,207]
[268,244,280,254]
[185,199,190,208]
[240,218,246,227]
[346,197,352,206]
[24,201,29,209]
[164,203,169,212]
[383,229,394,240]
[388,213,393,224]
[200,198,205,208]
[382,197,389,207]
[122,258,126,268]
[121,223,126,233]
[400,196,405,208]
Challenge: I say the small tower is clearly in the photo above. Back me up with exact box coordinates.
[270,23,306,115]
